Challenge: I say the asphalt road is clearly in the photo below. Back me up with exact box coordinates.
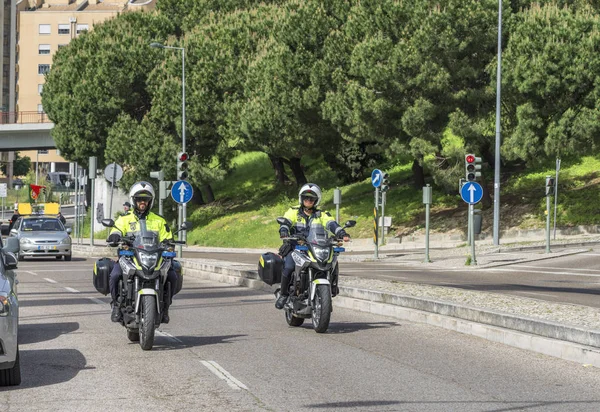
[179,248,600,308]
[4,257,600,411]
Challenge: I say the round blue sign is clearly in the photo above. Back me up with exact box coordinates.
[171,181,193,204]
[460,182,483,205]
[371,169,383,188]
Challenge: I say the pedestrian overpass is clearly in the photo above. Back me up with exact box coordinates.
[0,123,55,151]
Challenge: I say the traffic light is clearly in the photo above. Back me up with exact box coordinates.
[465,154,481,182]
[381,172,390,191]
[177,152,189,180]
[545,176,555,196]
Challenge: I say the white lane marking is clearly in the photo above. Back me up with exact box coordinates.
[22,269,86,273]
[87,297,106,305]
[21,270,38,276]
[64,287,79,293]
[509,265,600,273]
[44,278,57,284]
[157,331,184,344]
[200,360,248,390]
[482,268,600,277]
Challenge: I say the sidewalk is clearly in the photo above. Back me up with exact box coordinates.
[72,230,600,367]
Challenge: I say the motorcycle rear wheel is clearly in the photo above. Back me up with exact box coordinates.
[127,330,140,342]
[285,308,304,327]
[312,284,332,333]
[140,295,157,350]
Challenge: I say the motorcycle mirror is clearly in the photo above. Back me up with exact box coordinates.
[276,217,287,225]
[344,220,356,228]
[101,219,116,228]
[180,221,193,231]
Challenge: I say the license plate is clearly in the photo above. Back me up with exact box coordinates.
[38,245,57,250]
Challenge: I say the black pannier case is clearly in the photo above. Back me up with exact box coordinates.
[93,257,114,295]
[258,252,283,285]
[172,260,183,295]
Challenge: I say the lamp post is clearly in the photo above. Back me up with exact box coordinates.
[150,42,187,242]
[493,0,503,246]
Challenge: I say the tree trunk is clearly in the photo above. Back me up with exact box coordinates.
[268,154,289,185]
[191,186,205,205]
[203,184,215,203]
[288,157,307,187]
[412,159,426,189]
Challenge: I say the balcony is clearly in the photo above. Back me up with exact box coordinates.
[0,111,51,124]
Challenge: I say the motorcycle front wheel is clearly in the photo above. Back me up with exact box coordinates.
[140,295,157,350]
[312,284,332,333]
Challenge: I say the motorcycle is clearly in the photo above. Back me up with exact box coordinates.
[97,219,191,350]
[275,217,355,333]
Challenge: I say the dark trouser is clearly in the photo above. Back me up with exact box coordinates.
[280,254,295,296]
[109,262,178,303]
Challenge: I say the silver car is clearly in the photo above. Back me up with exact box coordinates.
[9,215,72,261]
[0,237,20,386]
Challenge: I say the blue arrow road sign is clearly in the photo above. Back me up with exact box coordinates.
[460,181,483,205]
[371,169,383,188]
[171,180,193,204]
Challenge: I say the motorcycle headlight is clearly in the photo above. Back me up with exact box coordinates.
[138,251,158,269]
[313,246,330,262]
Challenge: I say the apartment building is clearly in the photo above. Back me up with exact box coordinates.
[4,0,155,179]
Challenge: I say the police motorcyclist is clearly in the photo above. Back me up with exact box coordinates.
[275,183,350,309]
[106,181,179,323]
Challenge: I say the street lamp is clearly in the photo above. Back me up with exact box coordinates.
[150,41,187,241]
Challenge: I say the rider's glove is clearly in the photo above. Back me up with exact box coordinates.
[279,228,290,238]
[107,233,121,247]
[337,230,350,240]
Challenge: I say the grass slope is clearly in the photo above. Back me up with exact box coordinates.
[185,152,600,248]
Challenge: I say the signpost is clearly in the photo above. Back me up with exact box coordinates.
[104,162,123,219]
[0,183,6,219]
[460,181,483,265]
[170,180,193,257]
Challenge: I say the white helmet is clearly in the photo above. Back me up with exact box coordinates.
[298,183,322,208]
[129,181,155,212]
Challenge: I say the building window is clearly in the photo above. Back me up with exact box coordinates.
[38,44,51,55]
[76,24,89,34]
[37,104,44,113]
[39,24,51,35]
[58,24,70,35]
[38,84,44,95]
[38,64,50,75]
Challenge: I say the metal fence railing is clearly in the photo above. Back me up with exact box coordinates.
[0,111,51,124]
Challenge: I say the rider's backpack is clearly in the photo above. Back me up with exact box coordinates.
[258,252,283,285]
[93,257,114,295]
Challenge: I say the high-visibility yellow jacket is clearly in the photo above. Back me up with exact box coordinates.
[110,211,172,242]
[279,206,344,238]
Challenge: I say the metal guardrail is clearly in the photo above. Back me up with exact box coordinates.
[0,111,51,124]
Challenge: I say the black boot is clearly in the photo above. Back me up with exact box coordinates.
[275,276,290,310]
[161,306,170,324]
[161,293,171,324]
[111,301,122,323]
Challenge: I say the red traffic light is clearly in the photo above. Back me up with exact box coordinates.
[178,152,189,162]
[465,154,475,163]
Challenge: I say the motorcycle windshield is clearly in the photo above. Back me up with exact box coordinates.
[132,231,160,253]
[305,226,330,247]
